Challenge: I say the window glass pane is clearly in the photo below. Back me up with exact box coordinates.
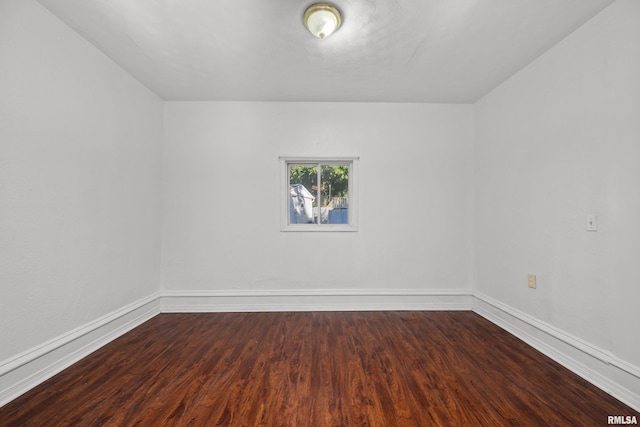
[320,164,349,224]
[288,165,317,224]
[282,157,356,231]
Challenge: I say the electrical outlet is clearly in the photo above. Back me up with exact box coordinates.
[528,274,537,289]
[587,214,598,231]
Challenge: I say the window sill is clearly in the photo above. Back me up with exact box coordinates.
[281,224,358,232]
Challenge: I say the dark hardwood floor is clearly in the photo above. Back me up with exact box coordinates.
[0,311,636,426]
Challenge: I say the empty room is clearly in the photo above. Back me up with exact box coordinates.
[1,0,639,425]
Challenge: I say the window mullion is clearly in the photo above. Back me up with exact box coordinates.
[287,163,292,226]
[316,164,322,226]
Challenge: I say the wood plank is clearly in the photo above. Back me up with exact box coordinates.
[0,312,636,426]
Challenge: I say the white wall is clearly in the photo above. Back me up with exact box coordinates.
[161,102,473,300]
[0,0,162,366]
[475,0,639,381]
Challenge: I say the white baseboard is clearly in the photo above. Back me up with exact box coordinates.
[0,293,161,407]
[473,291,640,412]
[159,289,473,312]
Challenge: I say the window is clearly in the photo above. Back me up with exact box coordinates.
[281,157,358,231]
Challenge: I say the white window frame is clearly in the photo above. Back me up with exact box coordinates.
[280,157,358,232]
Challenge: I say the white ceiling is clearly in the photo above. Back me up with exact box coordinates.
[36,0,615,103]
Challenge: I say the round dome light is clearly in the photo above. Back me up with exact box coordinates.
[304,3,342,38]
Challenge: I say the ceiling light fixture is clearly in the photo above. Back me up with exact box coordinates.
[303,3,342,39]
